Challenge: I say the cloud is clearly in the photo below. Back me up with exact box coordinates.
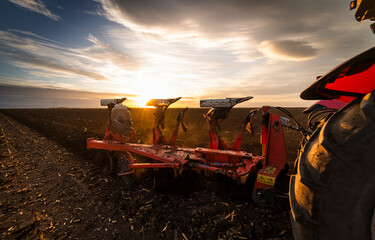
[2,51,108,81]
[0,83,138,108]
[8,0,61,21]
[85,34,137,70]
[96,0,342,39]
[2,1,374,108]
[259,40,318,61]
[0,30,138,82]
[95,0,373,64]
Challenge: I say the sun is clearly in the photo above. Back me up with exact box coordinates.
[128,80,174,107]
[133,95,151,107]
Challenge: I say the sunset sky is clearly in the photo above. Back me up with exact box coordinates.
[0,0,374,108]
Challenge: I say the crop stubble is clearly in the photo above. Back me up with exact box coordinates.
[0,107,305,239]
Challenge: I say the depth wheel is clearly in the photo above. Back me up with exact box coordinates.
[289,91,375,240]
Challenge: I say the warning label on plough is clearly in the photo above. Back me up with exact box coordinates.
[257,174,276,186]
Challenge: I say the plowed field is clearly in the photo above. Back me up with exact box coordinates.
[0,107,305,239]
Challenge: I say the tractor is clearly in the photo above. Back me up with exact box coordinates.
[88,1,375,239]
[289,1,375,239]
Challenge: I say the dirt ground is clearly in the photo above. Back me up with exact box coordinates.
[0,108,301,239]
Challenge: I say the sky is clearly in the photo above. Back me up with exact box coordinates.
[0,0,374,108]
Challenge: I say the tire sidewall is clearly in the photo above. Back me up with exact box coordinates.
[291,92,375,240]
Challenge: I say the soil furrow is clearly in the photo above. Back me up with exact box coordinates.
[0,113,129,239]
[0,109,297,239]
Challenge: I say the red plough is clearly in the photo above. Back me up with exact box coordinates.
[87,97,290,204]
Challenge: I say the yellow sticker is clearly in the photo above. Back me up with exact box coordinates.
[257,174,275,186]
[262,166,277,175]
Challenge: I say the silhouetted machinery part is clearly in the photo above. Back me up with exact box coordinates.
[201,97,253,124]
[111,103,133,138]
[350,0,375,32]
[200,97,254,150]
[147,97,182,129]
[204,107,231,123]
[153,105,168,129]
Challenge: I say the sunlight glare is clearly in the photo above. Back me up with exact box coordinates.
[133,95,151,107]
[129,80,175,107]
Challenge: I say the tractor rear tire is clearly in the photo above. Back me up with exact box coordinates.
[289,91,375,240]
